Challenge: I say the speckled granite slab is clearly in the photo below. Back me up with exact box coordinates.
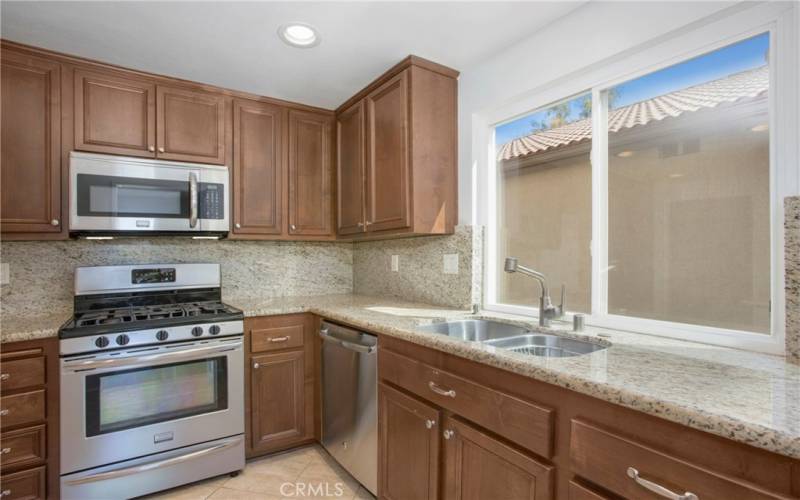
[786,196,800,364]
[3,293,799,461]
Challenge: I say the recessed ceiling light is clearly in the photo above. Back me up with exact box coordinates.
[750,123,769,132]
[616,150,634,158]
[278,23,320,48]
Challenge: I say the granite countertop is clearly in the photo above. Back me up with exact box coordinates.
[3,293,799,460]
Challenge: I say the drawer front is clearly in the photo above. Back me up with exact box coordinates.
[0,391,45,430]
[0,357,45,392]
[251,324,305,352]
[568,480,613,500]
[380,349,553,458]
[0,425,46,472]
[570,419,790,500]
[0,466,46,500]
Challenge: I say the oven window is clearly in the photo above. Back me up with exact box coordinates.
[76,174,190,218]
[85,357,228,436]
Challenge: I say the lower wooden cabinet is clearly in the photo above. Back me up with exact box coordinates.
[442,416,554,500]
[378,383,440,500]
[245,314,317,457]
[0,466,46,500]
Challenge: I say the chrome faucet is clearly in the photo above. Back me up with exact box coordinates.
[504,257,565,327]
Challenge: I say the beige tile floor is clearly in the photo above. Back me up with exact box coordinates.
[143,445,375,500]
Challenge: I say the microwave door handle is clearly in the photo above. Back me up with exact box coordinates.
[189,172,198,228]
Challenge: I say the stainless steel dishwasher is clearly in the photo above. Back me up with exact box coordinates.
[320,321,378,495]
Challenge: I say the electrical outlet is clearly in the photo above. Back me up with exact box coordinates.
[391,255,399,272]
[0,263,9,285]
[443,254,459,274]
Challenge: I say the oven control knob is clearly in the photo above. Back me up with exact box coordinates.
[115,334,130,346]
[209,325,221,335]
[95,336,110,348]
[191,326,204,337]
[156,330,169,341]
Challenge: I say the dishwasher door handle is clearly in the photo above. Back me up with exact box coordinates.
[320,328,377,354]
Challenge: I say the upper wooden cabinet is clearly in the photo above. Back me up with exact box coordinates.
[336,56,458,240]
[157,85,226,164]
[1,49,62,235]
[232,98,284,236]
[288,109,334,236]
[336,100,366,235]
[74,69,156,158]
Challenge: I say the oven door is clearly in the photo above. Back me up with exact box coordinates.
[69,152,229,233]
[60,337,244,475]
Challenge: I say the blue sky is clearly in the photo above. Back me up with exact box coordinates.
[495,32,769,146]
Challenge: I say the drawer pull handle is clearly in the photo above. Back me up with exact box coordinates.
[269,336,290,343]
[0,373,9,381]
[428,381,456,398]
[0,409,8,416]
[253,363,260,369]
[1,489,10,497]
[443,429,455,440]
[0,448,10,454]
[425,419,435,429]
[627,467,698,500]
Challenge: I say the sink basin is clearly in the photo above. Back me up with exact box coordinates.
[416,319,528,342]
[483,334,606,358]
[418,319,607,357]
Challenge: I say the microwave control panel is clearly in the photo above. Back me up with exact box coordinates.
[198,183,225,219]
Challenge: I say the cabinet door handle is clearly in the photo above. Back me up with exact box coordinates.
[428,381,456,398]
[356,222,364,228]
[365,221,373,226]
[0,373,9,381]
[443,429,455,440]
[148,146,155,152]
[253,363,260,369]
[425,419,435,429]
[626,468,698,500]
[0,409,9,416]
[235,223,241,229]
[51,219,60,226]
[158,147,165,153]
[269,336,290,343]
[290,224,297,231]
[1,489,10,497]
[1,448,11,455]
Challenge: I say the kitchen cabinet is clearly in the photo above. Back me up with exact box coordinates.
[0,339,60,499]
[336,100,367,235]
[288,109,334,236]
[0,48,62,236]
[74,68,156,158]
[157,85,226,164]
[378,383,440,500]
[245,314,317,457]
[335,56,458,240]
[378,334,800,500]
[232,98,284,236]
[442,416,554,500]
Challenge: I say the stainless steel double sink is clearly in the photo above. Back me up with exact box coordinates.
[417,319,606,358]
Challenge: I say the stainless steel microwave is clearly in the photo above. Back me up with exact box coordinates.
[69,152,229,236]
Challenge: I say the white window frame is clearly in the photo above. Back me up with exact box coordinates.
[479,2,798,355]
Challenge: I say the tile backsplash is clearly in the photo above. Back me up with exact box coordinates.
[0,238,353,319]
[785,196,800,364]
[353,226,482,309]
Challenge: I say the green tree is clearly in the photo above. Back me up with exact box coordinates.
[578,89,620,119]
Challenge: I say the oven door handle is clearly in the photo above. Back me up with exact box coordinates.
[189,172,199,228]
[64,436,242,486]
[64,341,242,372]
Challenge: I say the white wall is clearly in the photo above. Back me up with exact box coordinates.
[457,1,741,224]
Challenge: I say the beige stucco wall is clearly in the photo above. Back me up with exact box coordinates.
[497,120,770,334]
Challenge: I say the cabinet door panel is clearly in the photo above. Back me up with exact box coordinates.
[336,100,366,235]
[74,69,155,157]
[365,70,410,232]
[157,86,225,164]
[288,110,333,236]
[378,383,440,500]
[250,350,305,452]
[232,99,284,235]
[1,50,61,234]
[443,416,554,500]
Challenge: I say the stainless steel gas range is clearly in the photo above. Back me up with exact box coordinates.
[58,263,244,499]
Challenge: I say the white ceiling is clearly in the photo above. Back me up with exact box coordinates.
[0,1,585,109]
